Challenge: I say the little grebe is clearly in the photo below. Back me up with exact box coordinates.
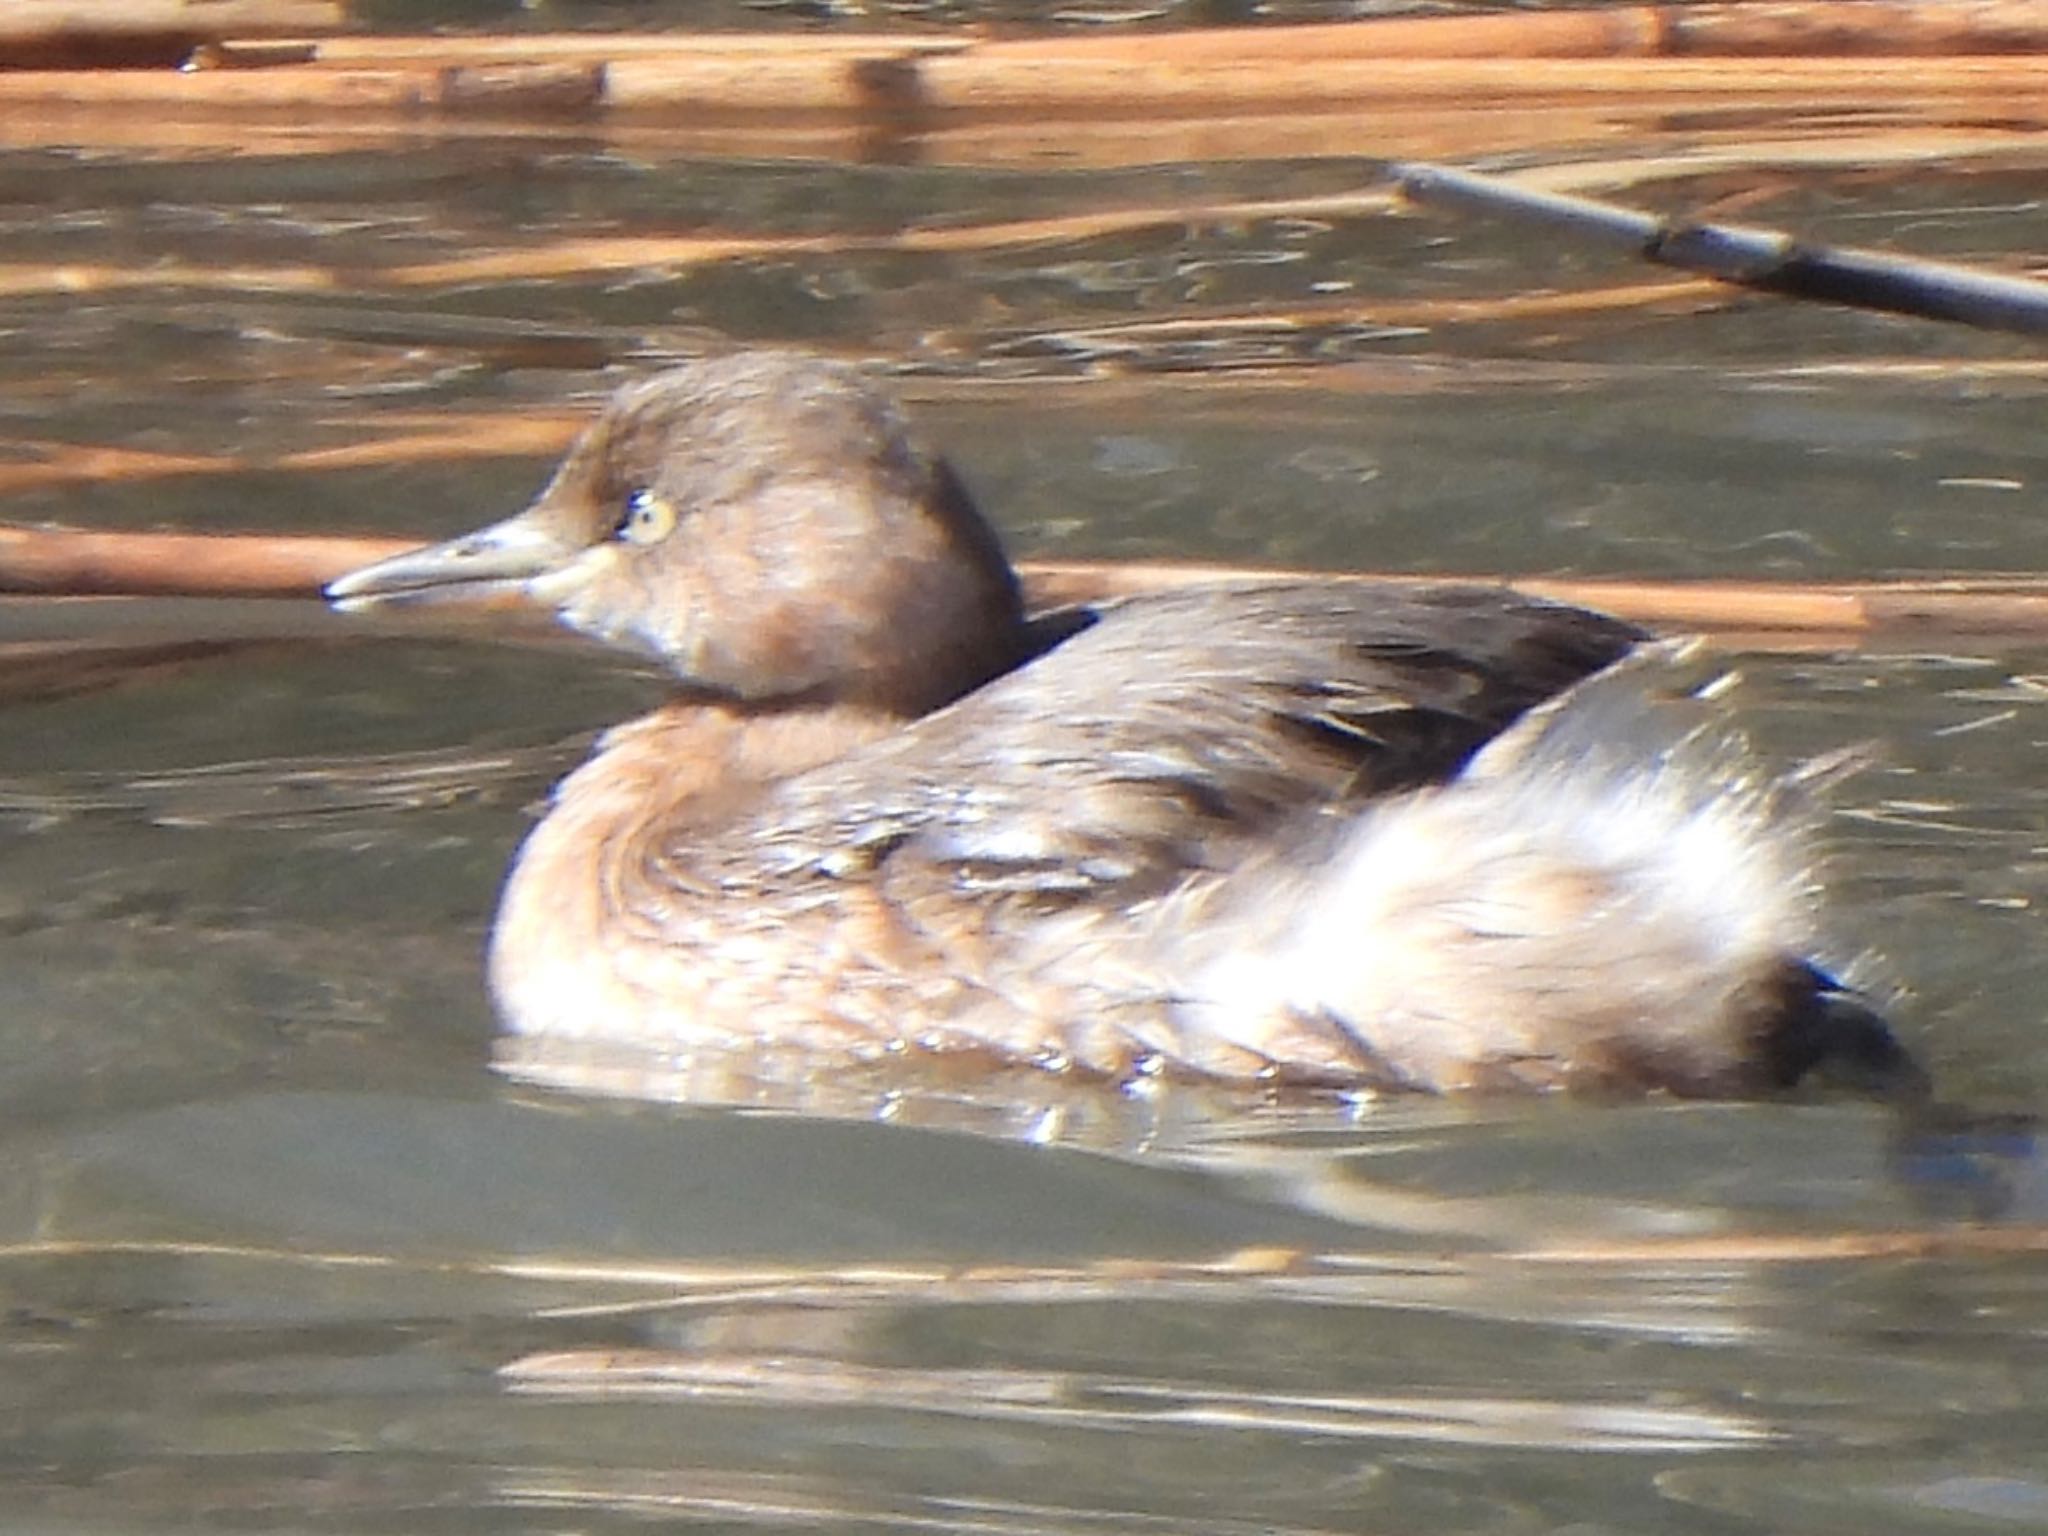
[329,352,1920,1099]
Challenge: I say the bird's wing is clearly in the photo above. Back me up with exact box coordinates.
[703,582,1643,909]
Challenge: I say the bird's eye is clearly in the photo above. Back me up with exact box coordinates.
[615,488,679,545]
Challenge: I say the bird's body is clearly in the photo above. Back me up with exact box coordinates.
[330,352,1920,1100]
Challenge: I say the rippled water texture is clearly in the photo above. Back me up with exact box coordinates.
[3,1,2047,1529]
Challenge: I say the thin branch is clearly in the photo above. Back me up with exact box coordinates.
[1396,160,2048,336]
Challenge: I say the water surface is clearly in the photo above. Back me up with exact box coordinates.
[3,6,2047,1530]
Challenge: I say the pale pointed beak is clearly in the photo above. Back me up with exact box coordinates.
[325,513,579,613]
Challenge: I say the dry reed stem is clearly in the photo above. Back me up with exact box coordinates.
[0,525,418,596]
[0,412,588,496]
[0,0,340,38]
[16,2,2027,87]
[12,525,2048,646]
[1022,560,2048,641]
[0,1,340,69]
[1,10,2039,182]
[308,32,968,62]
[0,441,236,495]
[868,55,2048,120]
[965,2,2048,61]
[291,1,2048,67]
[0,49,2042,122]
[0,28,2039,123]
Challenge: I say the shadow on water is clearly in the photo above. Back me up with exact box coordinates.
[3,0,2048,1528]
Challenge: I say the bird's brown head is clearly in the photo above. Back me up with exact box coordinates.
[328,352,1027,715]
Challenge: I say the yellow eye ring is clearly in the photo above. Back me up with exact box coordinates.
[618,489,679,545]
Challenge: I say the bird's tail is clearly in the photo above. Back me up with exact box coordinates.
[1162,643,1925,1099]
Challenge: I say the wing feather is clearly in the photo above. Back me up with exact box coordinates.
[685,582,1642,910]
